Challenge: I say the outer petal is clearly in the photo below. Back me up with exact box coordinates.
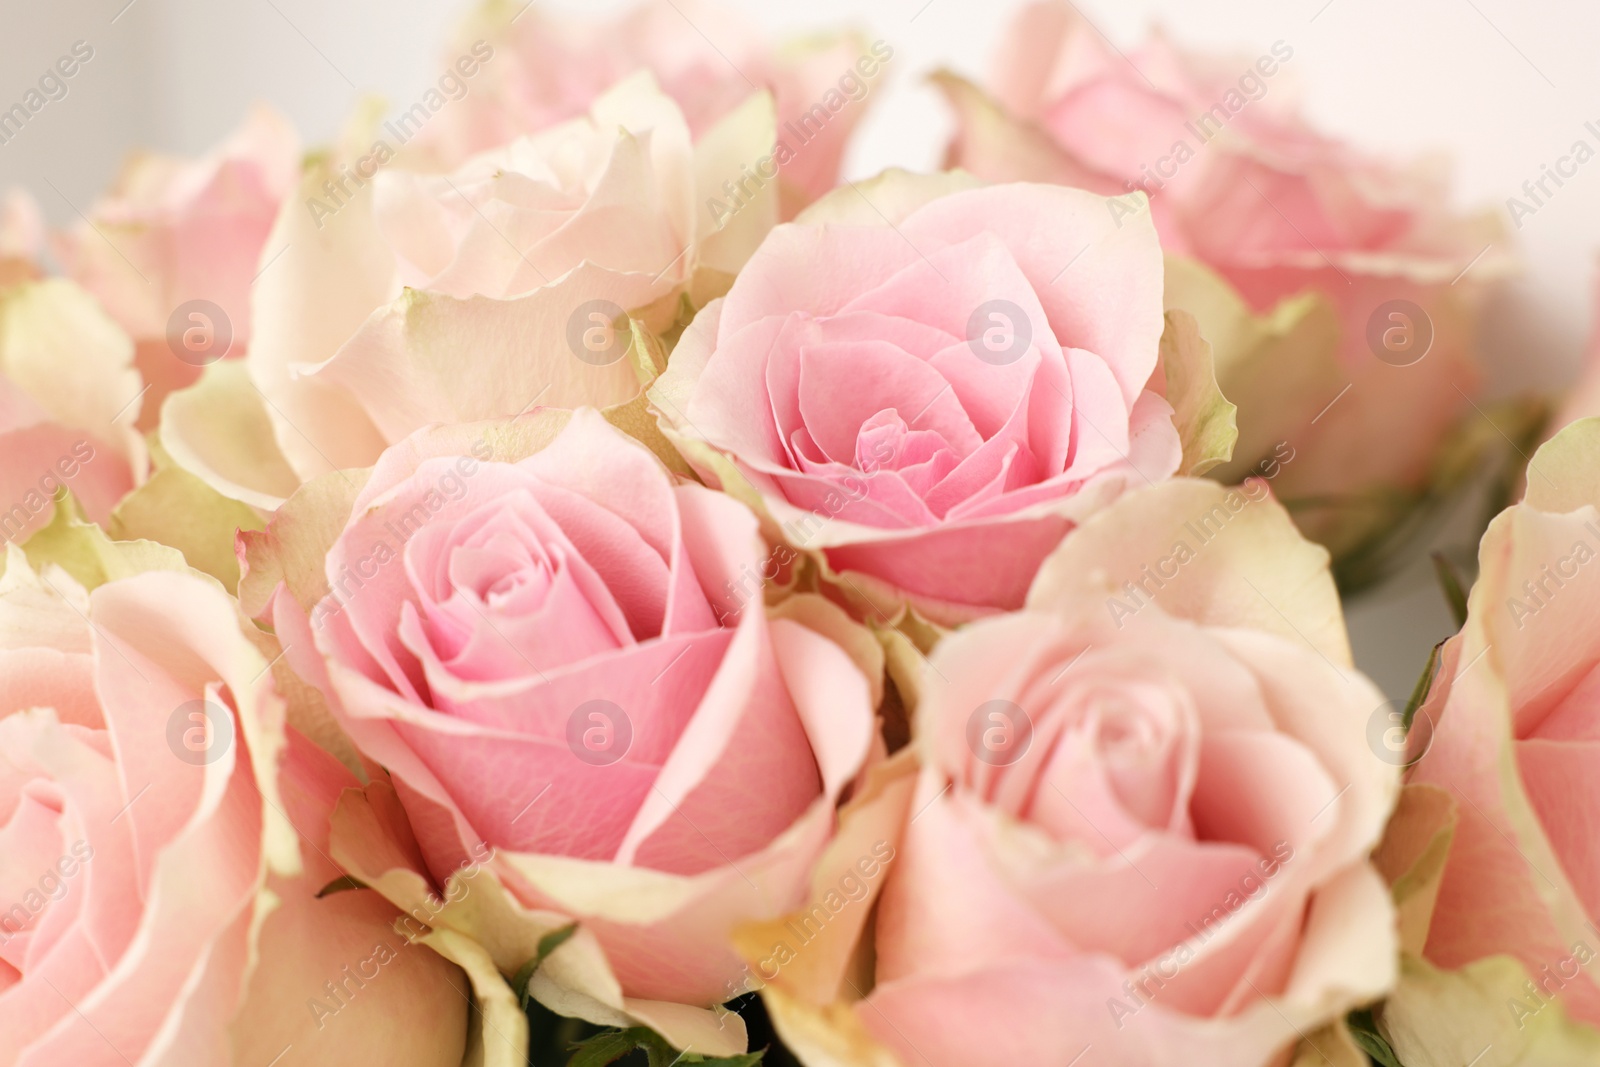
[229,732,469,1067]
[312,279,651,447]
[0,280,146,487]
[246,102,394,484]
[1029,477,1351,665]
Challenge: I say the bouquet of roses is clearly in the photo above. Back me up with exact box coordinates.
[1,2,1594,1065]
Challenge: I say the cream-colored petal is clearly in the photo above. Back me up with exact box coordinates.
[0,279,145,469]
[1156,308,1238,477]
[1381,953,1600,1067]
[160,360,303,511]
[1028,477,1351,665]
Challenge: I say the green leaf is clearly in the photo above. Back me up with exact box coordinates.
[513,921,579,1009]
[314,875,369,898]
[1429,552,1469,630]
[566,1026,765,1067]
[566,1028,649,1067]
[536,922,579,962]
[1347,1009,1406,1067]
[1402,641,1443,733]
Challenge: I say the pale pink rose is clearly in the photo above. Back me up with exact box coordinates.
[0,555,467,1066]
[0,280,147,543]
[848,479,1398,1067]
[52,105,298,424]
[1406,418,1600,1025]
[422,0,881,216]
[651,175,1182,625]
[165,74,775,512]
[943,0,1506,562]
[256,410,876,1052]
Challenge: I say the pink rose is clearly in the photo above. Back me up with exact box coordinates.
[1405,417,1600,1025]
[422,0,881,215]
[832,479,1398,1067]
[0,553,466,1066]
[248,410,877,1055]
[164,73,774,511]
[651,174,1186,625]
[52,105,298,424]
[941,0,1506,564]
[0,280,147,543]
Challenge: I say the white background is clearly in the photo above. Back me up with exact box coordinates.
[2,0,1596,701]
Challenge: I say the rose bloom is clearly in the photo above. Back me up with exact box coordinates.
[1407,417,1600,1025]
[824,479,1399,1067]
[651,173,1182,625]
[0,280,147,543]
[0,552,466,1066]
[251,410,877,1055]
[165,73,775,512]
[940,0,1505,564]
[52,105,299,422]
[419,0,881,216]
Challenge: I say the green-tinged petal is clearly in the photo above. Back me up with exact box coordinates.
[602,319,694,477]
[1372,784,1458,956]
[0,278,146,468]
[930,70,1108,189]
[1381,954,1600,1067]
[1163,255,1341,486]
[20,490,189,591]
[414,926,529,1067]
[694,89,779,275]
[1523,416,1600,513]
[109,442,265,591]
[0,541,89,648]
[1028,477,1351,666]
[329,772,749,1057]
[312,279,653,445]
[160,359,303,510]
[249,98,393,485]
[1289,1020,1371,1067]
[237,467,369,619]
[747,985,903,1067]
[1158,308,1238,476]
[795,166,984,227]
